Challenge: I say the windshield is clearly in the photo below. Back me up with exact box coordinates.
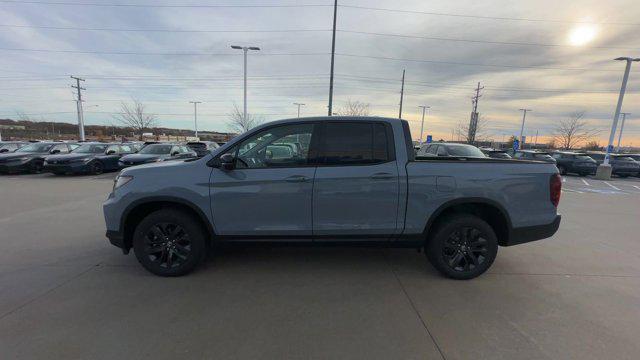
[16,143,53,153]
[72,144,108,154]
[139,144,173,154]
[446,144,486,157]
[613,156,635,162]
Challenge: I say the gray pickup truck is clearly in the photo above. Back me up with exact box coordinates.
[104,116,561,279]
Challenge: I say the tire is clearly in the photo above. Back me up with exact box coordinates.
[133,209,207,277]
[426,214,498,280]
[90,161,104,175]
[557,165,566,175]
[30,160,44,174]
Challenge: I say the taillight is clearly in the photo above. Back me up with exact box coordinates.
[550,173,561,207]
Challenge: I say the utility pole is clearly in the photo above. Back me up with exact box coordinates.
[293,103,305,118]
[616,112,630,152]
[468,82,483,143]
[518,108,531,148]
[231,45,260,122]
[398,69,405,119]
[328,0,338,116]
[71,76,86,141]
[189,101,201,138]
[418,105,430,145]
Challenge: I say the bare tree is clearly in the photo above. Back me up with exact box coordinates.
[452,116,489,143]
[336,99,370,116]
[553,111,599,150]
[111,100,158,140]
[226,104,262,134]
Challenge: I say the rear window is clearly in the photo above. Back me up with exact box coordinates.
[320,122,391,165]
[446,144,486,157]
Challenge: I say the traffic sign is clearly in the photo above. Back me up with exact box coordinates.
[426,135,432,143]
[513,139,520,150]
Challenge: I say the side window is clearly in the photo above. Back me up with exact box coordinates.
[170,146,180,155]
[52,144,69,153]
[320,122,391,165]
[427,145,437,154]
[119,145,132,153]
[106,145,119,154]
[181,146,191,153]
[552,154,561,159]
[436,146,447,156]
[227,123,316,169]
[514,152,523,158]
[68,144,79,151]
[417,145,429,156]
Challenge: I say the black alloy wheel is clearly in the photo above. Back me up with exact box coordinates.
[91,161,104,175]
[30,160,44,174]
[133,209,207,276]
[426,214,498,280]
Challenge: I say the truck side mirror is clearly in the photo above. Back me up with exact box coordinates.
[220,153,235,170]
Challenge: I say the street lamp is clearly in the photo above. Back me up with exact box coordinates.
[518,108,531,148]
[616,112,630,152]
[418,105,430,145]
[231,45,260,122]
[293,103,306,118]
[597,57,640,179]
[189,101,201,138]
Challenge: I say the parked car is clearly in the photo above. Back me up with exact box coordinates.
[44,143,136,175]
[0,141,28,153]
[624,154,640,176]
[187,141,220,157]
[417,142,487,158]
[551,151,597,176]
[104,117,561,279]
[0,142,78,174]
[118,143,196,168]
[585,151,640,177]
[481,148,511,159]
[512,150,556,164]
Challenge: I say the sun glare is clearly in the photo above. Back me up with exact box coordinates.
[569,25,598,46]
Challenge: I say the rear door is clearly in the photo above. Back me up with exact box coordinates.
[210,122,318,237]
[312,121,399,238]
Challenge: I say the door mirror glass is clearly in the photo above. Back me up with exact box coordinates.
[220,153,235,170]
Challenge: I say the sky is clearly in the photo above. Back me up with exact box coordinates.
[0,0,639,146]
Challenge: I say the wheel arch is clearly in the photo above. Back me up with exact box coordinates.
[120,197,215,252]
[423,198,512,246]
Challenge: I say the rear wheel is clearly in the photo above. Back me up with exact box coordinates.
[426,214,498,280]
[133,209,207,277]
[30,160,44,174]
[90,161,104,175]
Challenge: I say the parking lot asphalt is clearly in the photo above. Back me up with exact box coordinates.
[1,172,639,360]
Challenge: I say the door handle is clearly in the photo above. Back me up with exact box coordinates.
[370,172,395,180]
[284,175,310,183]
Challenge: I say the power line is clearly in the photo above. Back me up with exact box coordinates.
[0,47,328,56]
[338,4,640,26]
[0,1,332,9]
[0,24,330,33]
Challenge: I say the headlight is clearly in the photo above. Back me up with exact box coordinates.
[113,175,133,192]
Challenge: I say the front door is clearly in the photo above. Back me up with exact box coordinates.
[210,122,318,237]
[313,121,400,238]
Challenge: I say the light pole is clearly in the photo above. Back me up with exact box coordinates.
[190,101,201,138]
[293,103,305,118]
[616,112,630,152]
[598,57,639,179]
[418,105,430,145]
[231,45,260,122]
[518,108,531,148]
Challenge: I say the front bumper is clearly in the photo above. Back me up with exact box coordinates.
[505,215,561,246]
[106,230,128,253]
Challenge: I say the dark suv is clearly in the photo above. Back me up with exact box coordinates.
[119,143,197,168]
[0,141,28,153]
[0,142,78,174]
[586,152,640,177]
[512,150,556,164]
[551,152,597,176]
[44,143,136,175]
[187,141,220,157]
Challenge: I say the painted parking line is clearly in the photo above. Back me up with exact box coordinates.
[562,177,567,183]
[634,185,640,191]
[604,181,621,191]
[562,188,584,194]
[581,179,590,186]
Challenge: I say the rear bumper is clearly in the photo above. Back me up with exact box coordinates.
[505,215,561,246]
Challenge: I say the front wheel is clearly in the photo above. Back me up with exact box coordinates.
[426,214,498,280]
[133,209,207,277]
[90,161,104,175]
[30,160,44,174]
